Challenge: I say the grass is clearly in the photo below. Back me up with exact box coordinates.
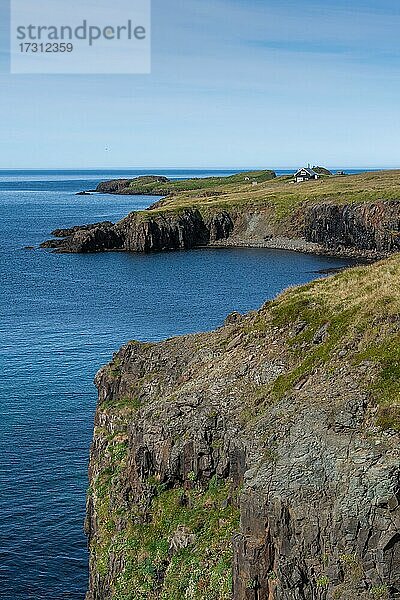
[250,254,400,430]
[101,394,142,411]
[370,585,390,599]
[168,168,400,210]
[99,169,276,196]
[90,469,240,600]
[110,169,400,231]
[115,478,239,600]
[356,339,400,431]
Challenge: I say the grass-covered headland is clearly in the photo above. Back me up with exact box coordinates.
[44,169,400,256]
[96,169,400,222]
[86,253,400,600]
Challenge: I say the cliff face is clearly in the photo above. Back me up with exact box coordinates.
[305,202,400,253]
[40,221,125,253]
[42,201,400,257]
[119,209,234,252]
[42,209,234,253]
[85,256,400,600]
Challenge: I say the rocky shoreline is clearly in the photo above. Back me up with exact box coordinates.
[72,172,400,599]
[209,235,391,260]
[85,255,400,600]
[41,201,400,261]
[40,170,400,260]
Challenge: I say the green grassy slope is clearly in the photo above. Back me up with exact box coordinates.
[265,253,400,431]
[150,169,400,218]
[96,170,276,196]
[88,254,400,599]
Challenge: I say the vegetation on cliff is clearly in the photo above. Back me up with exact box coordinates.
[95,170,277,196]
[267,254,400,431]
[145,169,400,223]
[43,170,400,256]
[96,169,400,221]
[86,254,400,600]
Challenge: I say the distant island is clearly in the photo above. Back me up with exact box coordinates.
[42,168,400,258]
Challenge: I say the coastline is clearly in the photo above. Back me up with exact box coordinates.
[42,230,390,261]
[7,168,399,599]
[40,171,400,261]
[207,235,389,260]
[85,254,400,600]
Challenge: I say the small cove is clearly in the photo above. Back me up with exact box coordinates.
[0,170,360,599]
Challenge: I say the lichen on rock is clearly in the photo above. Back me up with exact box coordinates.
[85,255,400,599]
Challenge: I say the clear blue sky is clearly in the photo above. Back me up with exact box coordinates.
[1,0,400,169]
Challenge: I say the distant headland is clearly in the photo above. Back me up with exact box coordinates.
[41,168,400,259]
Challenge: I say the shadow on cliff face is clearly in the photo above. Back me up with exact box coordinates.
[41,209,234,254]
[41,201,400,259]
[85,256,400,600]
[305,201,400,254]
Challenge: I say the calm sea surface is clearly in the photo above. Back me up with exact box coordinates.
[0,169,362,599]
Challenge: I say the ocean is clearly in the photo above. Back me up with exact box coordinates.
[0,169,362,599]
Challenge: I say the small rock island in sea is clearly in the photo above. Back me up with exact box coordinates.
[45,169,400,599]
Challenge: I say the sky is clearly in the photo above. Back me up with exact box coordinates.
[1,0,400,169]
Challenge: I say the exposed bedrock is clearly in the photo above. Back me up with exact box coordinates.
[41,209,234,253]
[304,202,400,253]
[51,222,114,237]
[85,257,400,599]
[41,201,400,256]
[119,208,234,252]
[41,222,124,252]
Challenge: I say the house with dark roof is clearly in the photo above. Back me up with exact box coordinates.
[294,167,319,183]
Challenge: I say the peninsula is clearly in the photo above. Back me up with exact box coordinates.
[41,168,400,599]
[86,253,400,599]
[42,169,400,258]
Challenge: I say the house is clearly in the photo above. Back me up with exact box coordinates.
[294,167,319,183]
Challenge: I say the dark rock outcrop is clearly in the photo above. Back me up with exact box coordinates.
[41,222,124,253]
[85,256,400,600]
[305,202,400,253]
[41,199,400,257]
[40,238,66,250]
[51,222,114,238]
[119,209,210,252]
[41,209,234,253]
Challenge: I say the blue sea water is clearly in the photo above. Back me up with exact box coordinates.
[0,169,362,600]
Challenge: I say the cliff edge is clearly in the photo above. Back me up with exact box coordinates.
[85,255,400,600]
[42,170,400,258]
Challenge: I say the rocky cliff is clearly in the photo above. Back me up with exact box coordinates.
[41,208,235,253]
[85,255,400,600]
[42,200,400,258]
[42,170,400,256]
[304,202,400,254]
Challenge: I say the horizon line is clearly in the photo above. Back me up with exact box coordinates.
[0,166,397,171]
